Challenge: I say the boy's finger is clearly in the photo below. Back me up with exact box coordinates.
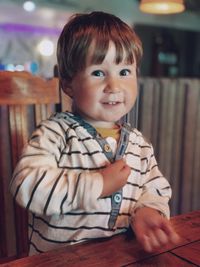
[122,165,131,176]
[161,222,180,244]
[143,235,153,252]
[148,231,160,248]
[153,228,168,245]
[112,159,127,170]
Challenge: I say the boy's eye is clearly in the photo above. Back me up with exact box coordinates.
[91,70,104,77]
[120,69,131,76]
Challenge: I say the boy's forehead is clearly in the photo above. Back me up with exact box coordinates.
[86,41,134,65]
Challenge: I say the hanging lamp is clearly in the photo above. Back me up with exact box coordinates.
[139,0,185,14]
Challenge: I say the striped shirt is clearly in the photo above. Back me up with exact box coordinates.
[10,111,171,255]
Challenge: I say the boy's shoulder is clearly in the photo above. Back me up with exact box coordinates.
[127,126,152,147]
[46,111,92,138]
[50,111,77,124]
[37,111,79,133]
[47,111,85,129]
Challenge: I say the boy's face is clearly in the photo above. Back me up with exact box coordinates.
[67,42,138,128]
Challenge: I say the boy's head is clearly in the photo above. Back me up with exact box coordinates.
[57,11,143,127]
[57,11,143,88]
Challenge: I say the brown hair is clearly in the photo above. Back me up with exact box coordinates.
[57,11,143,87]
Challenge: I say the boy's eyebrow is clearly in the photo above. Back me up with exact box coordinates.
[86,62,135,68]
[122,62,135,65]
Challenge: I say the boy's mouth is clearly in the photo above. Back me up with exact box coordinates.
[103,101,123,106]
[102,101,123,106]
[105,101,119,105]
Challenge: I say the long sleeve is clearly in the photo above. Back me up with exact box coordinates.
[10,114,173,255]
[130,138,171,219]
[10,119,103,216]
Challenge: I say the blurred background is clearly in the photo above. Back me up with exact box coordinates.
[0,0,200,261]
[0,0,200,77]
[1,0,200,215]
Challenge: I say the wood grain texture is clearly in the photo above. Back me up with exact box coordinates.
[135,78,200,216]
[171,240,200,266]
[170,210,200,243]
[132,252,196,267]
[0,71,60,261]
[1,210,200,267]
[0,71,59,105]
[169,79,186,215]
[180,79,200,213]
[191,80,200,211]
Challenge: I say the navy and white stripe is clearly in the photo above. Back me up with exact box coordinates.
[10,111,171,255]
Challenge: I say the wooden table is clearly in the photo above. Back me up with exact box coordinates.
[2,210,200,267]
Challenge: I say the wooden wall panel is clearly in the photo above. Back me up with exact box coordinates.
[180,80,199,213]
[133,78,200,216]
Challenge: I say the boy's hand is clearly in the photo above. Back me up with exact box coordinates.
[132,207,180,253]
[99,159,131,197]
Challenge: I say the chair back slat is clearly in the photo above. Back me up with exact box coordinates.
[0,71,60,105]
[0,71,60,262]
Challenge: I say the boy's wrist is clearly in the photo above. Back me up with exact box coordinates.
[133,206,165,217]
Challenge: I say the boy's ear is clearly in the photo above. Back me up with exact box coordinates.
[61,80,73,98]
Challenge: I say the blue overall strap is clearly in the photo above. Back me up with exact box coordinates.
[65,112,114,160]
[108,123,131,229]
[60,112,131,229]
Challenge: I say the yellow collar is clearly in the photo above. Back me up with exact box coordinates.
[95,125,121,141]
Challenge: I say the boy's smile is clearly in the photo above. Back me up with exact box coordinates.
[67,42,138,128]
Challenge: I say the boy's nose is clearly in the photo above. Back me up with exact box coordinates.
[104,77,120,93]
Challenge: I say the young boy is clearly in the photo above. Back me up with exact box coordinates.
[10,11,179,255]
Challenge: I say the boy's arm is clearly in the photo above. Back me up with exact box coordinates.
[130,143,179,252]
[132,144,172,219]
[131,206,180,252]
[10,120,103,216]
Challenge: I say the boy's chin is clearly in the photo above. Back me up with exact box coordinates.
[103,115,126,123]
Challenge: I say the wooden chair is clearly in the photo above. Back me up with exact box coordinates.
[0,71,60,263]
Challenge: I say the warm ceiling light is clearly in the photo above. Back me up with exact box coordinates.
[140,0,185,14]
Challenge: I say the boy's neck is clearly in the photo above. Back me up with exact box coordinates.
[83,119,117,129]
[72,111,118,129]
